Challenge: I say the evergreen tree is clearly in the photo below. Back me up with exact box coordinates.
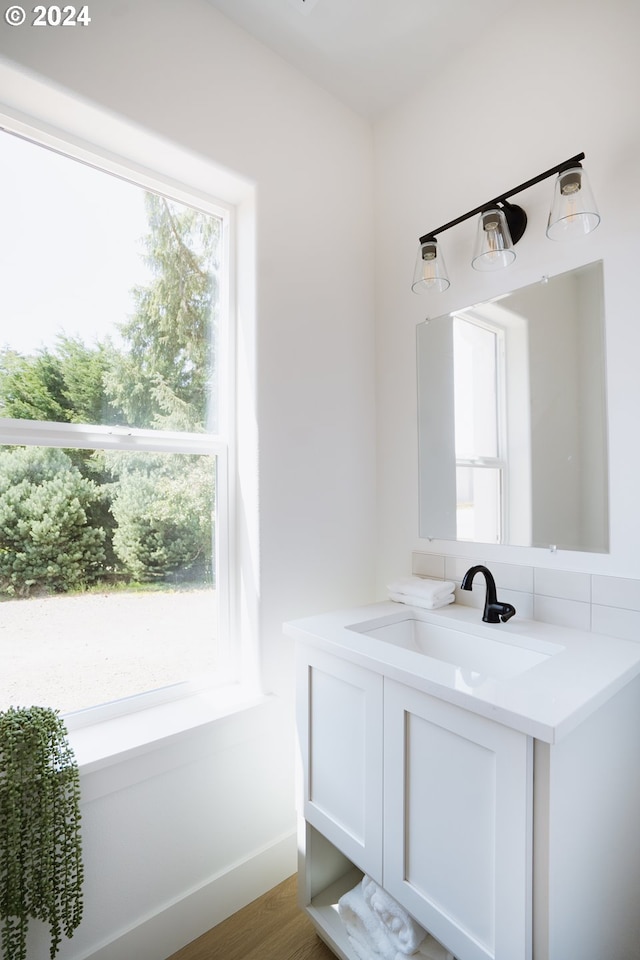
[0,336,119,426]
[106,451,214,583]
[0,447,106,596]
[105,193,220,432]
[0,349,68,423]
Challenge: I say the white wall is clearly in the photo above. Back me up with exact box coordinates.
[374,0,640,584]
[0,2,377,956]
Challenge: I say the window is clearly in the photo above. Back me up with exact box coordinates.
[452,314,506,543]
[0,127,233,717]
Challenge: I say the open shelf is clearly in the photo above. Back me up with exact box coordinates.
[300,825,455,960]
[306,866,364,960]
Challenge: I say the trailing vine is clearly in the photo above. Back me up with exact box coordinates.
[0,707,83,960]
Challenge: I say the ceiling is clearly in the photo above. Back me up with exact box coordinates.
[204,0,514,118]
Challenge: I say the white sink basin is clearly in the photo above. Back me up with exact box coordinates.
[286,600,640,741]
[348,614,561,682]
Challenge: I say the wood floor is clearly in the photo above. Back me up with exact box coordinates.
[166,874,336,960]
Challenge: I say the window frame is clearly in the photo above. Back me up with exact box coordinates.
[452,310,508,544]
[0,119,239,726]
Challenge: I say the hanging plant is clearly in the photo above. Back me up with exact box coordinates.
[0,706,84,960]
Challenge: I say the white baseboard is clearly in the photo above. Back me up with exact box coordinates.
[80,830,298,960]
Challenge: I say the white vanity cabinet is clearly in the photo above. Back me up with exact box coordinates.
[383,679,532,960]
[296,645,533,960]
[297,646,384,883]
[294,624,640,960]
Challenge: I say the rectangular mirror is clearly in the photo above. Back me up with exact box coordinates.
[417,260,609,552]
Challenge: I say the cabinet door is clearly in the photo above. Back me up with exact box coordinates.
[384,680,532,960]
[297,645,383,882]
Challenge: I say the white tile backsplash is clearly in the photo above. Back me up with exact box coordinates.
[592,604,640,643]
[443,555,476,582]
[592,575,640,612]
[454,585,483,610]
[534,595,591,631]
[411,552,640,642]
[490,561,534,594]
[412,553,446,580]
[504,590,534,620]
[534,568,591,603]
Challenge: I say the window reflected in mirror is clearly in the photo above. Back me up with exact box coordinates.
[417,260,608,553]
[453,316,503,543]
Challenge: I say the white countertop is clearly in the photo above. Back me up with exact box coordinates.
[284,600,640,743]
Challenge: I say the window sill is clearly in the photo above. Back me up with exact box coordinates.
[69,682,267,776]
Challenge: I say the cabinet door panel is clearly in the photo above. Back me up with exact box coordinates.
[297,646,383,881]
[384,680,532,960]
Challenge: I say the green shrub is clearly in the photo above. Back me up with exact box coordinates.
[108,453,214,583]
[0,447,106,596]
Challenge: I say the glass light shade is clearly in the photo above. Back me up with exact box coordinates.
[412,239,450,293]
[471,207,516,272]
[546,165,600,240]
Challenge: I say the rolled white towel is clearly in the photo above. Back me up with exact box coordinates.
[405,933,455,960]
[338,880,396,960]
[361,876,426,954]
[388,591,455,611]
[347,932,377,960]
[387,577,455,606]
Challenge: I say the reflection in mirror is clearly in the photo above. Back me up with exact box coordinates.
[417,261,609,552]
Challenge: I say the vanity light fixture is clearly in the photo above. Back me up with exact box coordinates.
[412,152,600,293]
[411,237,451,293]
[471,203,520,272]
[546,163,600,240]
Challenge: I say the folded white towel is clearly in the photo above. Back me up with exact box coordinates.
[410,933,455,960]
[361,876,427,954]
[347,927,453,960]
[388,591,455,611]
[339,877,453,960]
[386,577,455,605]
[347,931,378,960]
[338,880,397,960]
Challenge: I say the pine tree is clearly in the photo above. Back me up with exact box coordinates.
[105,193,220,432]
[0,447,106,596]
[0,336,119,426]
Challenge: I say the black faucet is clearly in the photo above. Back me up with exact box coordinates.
[460,565,516,624]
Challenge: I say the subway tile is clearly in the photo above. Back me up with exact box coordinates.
[504,590,534,620]
[412,552,445,579]
[489,561,534,594]
[591,604,640,643]
[454,584,483,609]
[592,575,640,612]
[533,595,591,631]
[444,556,477,582]
[534,568,591,603]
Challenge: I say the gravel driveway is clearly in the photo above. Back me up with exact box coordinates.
[0,588,217,715]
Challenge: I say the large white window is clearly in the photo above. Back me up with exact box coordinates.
[0,126,234,717]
